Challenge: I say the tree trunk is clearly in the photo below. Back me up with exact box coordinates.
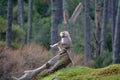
[17,0,24,43]
[6,0,13,49]
[94,0,101,57]
[51,0,63,56]
[12,51,71,80]
[111,0,117,52]
[4,0,13,79]
[84,0,91,65]
[100,0,108,54]
[58,0,63,23]
[27,0,33,44]
[107,0,112,20]
[63,0,69,31]
[113,0,120,64]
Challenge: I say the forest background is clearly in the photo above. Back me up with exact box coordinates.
[0,0,120,79]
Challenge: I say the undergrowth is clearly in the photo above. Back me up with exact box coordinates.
[0,44,50,79]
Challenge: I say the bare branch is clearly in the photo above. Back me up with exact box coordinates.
[70,2,83,22]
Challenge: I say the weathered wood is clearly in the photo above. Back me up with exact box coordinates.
[70,2,83,22]
[12,51,71,80]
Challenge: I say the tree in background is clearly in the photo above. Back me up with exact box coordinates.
[63,0,69,31]
[4,0,13,79]
[94,0,101,56]
[6,0,13,49]
[107,0,112,20]
[58,0,63,23]
[84,0,91,65]
[51,0,63,56]
[111,0,117,51]
[27,0,33,44]
[17,0,24,43]
[113,0,120,64]
[100,0,108,54]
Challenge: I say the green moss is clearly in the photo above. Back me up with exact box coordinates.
[92,65,120,76]
[39,64,120,80]
[100,75,120,80]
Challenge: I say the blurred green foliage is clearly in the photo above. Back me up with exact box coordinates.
[34,0,50,17]
[0,17,7,32]
[0,17,25,47]
[0,17,25,35]
[13,3,40,23]
[92,50,112,68]
[0,0,7,18]
[32,17,51,49]
[0,41,21,49]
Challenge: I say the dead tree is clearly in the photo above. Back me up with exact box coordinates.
[94,2,101,57]
[70,2,83,22]
[12,51,71,80]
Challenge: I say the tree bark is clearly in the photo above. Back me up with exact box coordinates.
[6,0,13,49]
[17,0,24,43]
[63,0,69,31]
[12,51,71,80]
[84,0,91,65]
[94,0,101,57]
[100,0,108,54]
[51,0,63,56]
[27,0,33,44]
[111,0,117,52]
[113,0,120,64]
[107,0,112,20]
[58,0,63,23]
[5,0,13,77]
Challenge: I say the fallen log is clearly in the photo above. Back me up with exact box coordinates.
[12,51,71,80]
